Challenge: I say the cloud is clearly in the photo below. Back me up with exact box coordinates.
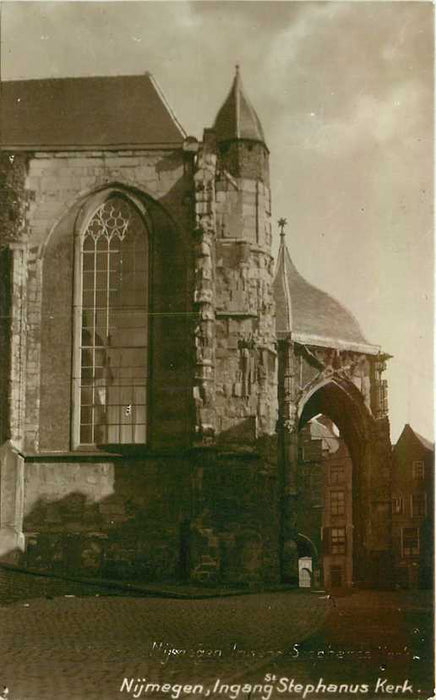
[262,3,351,95]
[293,79,429,157]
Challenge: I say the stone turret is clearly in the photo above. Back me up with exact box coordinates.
[212,67,276,439]
[192,68,276,442]
[214,65,269,186]
[189,70,280,585]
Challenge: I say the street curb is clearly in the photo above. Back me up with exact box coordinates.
[0,562,313,600]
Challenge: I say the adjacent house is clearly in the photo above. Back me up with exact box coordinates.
[392,424,434,588]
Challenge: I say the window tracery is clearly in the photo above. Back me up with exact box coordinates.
[75,196,149,446]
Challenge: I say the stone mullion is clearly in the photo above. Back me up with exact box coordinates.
[193,139,217,442]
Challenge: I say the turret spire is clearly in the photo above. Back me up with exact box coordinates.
[213,67,266,144]
[278,217,288,242]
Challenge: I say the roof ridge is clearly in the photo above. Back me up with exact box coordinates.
[395,424,434,451]
[2,72,153,83]
[147,73,187,139]
[413,428,434,451]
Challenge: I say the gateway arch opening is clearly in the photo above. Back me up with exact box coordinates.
[296,413,354,591]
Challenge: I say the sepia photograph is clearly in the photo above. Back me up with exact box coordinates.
[0,1,433,698]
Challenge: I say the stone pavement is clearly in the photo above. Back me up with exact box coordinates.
[0,567,433,700]
[0,575,327,700]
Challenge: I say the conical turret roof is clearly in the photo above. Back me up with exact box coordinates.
[213,66,265,144]
[273,233,379,354]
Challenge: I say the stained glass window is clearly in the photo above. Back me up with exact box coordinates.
[78,196,149,445]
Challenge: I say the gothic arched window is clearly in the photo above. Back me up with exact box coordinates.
[73,195,149,447]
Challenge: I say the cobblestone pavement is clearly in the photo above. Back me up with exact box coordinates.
[0,568,433,700]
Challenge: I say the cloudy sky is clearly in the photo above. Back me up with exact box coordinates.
[1,1,433,442]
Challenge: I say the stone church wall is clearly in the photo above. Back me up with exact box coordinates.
[22,457,193,580]
[8,149,195,453]
[0,145,282,584]
[20,451,280,584]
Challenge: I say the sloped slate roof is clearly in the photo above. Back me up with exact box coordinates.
[213,66,265,144]
[397,424,434,452]
[309,417,340,454]
[414,429,434,451]
[0,73,186,149]
[273,236,379,354]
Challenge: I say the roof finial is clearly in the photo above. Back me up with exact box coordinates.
[278,217,288,241]
[235,63,240,75]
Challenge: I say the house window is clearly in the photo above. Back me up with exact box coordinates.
[331,527,346,554]
[74,195,149,446]
[411,493,427,518]
[402,527,419,557]
[412,461,425,479]
[330,490,345,516]
[330,465,344,484]
[392,495,403,515]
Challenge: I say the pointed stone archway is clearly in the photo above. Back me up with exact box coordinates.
[273,229,393,589]
[299,375,392,586]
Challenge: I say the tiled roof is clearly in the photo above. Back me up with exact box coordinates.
[213,66,265,144]
[273,235,379,354]
[0,73,186,149]
[398,424,434,452]
[309,418,340,454]
[414,430,434,451]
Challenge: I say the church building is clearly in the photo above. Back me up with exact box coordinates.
[0,69,392,587]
